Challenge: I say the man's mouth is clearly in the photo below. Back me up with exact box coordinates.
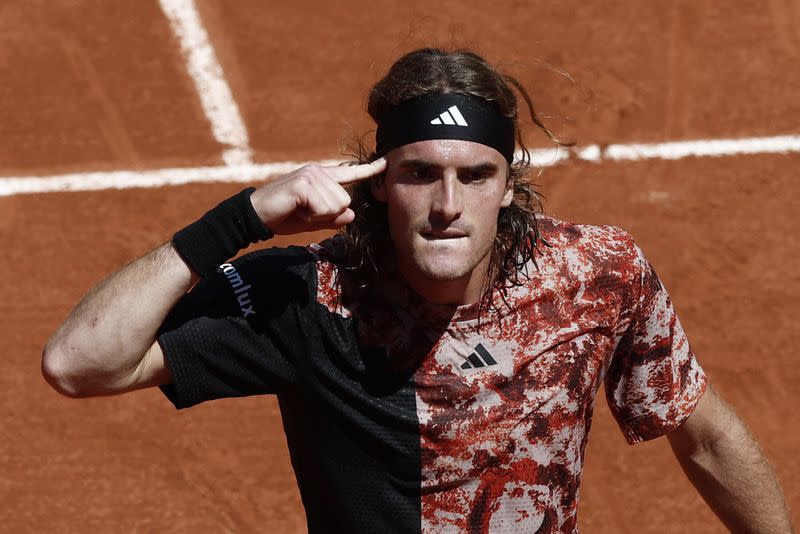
[420,230,468,240]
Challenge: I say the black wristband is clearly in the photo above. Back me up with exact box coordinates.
[172,187,273,278]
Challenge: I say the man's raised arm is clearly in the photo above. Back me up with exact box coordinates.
[41,159,386,398]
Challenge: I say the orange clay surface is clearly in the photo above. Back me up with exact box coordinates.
[1,1,799,531]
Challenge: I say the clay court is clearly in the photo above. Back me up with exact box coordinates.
[1,1,798,531]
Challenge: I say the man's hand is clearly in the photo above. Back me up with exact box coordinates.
[250,158,386,235]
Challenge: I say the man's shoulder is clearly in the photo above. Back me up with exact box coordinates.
[531,215,645,287]
[233,236,360,319]
[204,240,339,301]
[225,236,343,273]
[201,238,350,315]
[508,216,648,317]
[536,214,639,260]
[220,243,321,283]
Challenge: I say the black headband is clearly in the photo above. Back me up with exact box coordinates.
[375,93,516,163]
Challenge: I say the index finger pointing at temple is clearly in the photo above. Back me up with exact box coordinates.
[328,157,387,184]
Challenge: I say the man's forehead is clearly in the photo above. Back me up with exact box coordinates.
[388,139,506,168]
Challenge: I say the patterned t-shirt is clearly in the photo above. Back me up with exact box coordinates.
[157,216,707,533]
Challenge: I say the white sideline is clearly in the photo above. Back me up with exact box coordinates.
[158,0,253,166]
[1,135,799,197]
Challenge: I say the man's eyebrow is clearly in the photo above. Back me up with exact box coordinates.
[396,159,499,173]
[396,158,437,169]
[464,162,499,174]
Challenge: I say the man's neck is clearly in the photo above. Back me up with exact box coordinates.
[398,259,490,306]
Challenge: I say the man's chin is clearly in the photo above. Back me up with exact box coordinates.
[414,260,472,282]
[418,270,464,282]
[397,245,488,286]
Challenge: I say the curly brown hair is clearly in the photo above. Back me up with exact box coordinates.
[341,48,573,302]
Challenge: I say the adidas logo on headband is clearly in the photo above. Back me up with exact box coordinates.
[375,93,516,162]
[430,105,469,126]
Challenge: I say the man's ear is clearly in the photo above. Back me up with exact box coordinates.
[371,175,388,202]
[501,176,514,208]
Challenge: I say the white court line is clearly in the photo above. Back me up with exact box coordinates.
[525,134,800,164]
[602,135,800,161]
[0,159,344,196]
[1,135,799,197]
[158,0,253,166]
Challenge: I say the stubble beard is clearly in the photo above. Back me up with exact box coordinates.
[402,230,495,287]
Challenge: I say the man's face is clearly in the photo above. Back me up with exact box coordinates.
[373,139,513,302]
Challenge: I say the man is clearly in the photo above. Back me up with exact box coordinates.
[43,48,793,532]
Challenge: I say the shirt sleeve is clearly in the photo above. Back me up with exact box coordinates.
[605,240,708,444]
[157,246,317,409]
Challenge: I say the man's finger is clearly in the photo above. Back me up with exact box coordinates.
[314,172,352,211]
[327,158,387,184]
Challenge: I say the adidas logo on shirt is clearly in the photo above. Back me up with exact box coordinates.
[430,105,469,126]
[460,343,498,369]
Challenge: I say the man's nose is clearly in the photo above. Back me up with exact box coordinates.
[430,172,463,222]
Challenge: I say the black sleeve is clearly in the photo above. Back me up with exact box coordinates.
[157,246,318,409]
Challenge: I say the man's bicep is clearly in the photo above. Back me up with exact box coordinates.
[667,384,733,455]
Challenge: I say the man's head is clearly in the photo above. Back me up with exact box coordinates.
[372,139,512,304]
[343,48,568,304]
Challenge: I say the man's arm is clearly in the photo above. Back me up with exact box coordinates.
[42,159,386,398]
[667,384,795,533]
[42,242,193,397]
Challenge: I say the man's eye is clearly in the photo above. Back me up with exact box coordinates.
[409,167,433,180]
[464,171,490,183]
